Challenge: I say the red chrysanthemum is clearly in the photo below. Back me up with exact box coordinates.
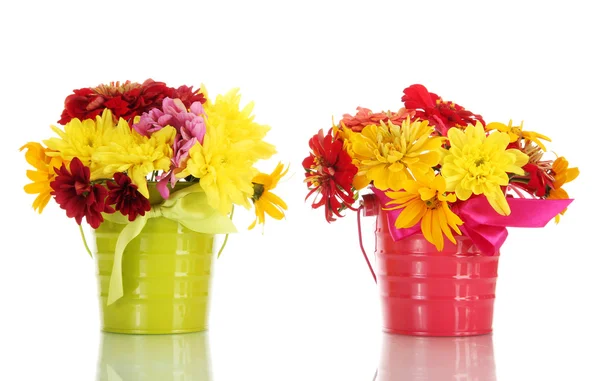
[339,107,415,132]
[58,79,206,125]
[106,173,152,222]
[171,84,207,107]
[302,129,358,222]
[50,158,114,228]
[401,84,485,135]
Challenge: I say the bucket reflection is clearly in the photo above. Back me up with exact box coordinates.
[97,332,212,381]
[377,333,496,380]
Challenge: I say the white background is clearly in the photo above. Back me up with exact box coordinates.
[1,1,598,380]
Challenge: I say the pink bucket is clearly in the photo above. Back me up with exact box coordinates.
[359,194,499,336]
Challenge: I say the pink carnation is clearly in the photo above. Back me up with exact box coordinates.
[133,98,206,142]
[132,98,207,199]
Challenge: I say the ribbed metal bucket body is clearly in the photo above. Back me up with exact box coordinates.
[374,204,499,336]
[93,217,216,334]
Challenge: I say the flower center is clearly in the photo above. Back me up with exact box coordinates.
[436,99,455,110]
[425,195,441,210]
[252,183,265,202]
[74,180,91,196]
[314,157,328,167]
[510,127,522,137]
[381,143,404,163]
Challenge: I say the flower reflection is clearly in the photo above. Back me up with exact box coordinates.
[377,333,496,381]
[96,332,212,381]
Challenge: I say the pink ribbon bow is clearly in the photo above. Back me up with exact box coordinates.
[372,189,573,256]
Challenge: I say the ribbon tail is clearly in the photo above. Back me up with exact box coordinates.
[461,223,508,256]
[106,364,123,381]
[106,217,148,306]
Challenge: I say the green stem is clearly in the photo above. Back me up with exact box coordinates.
[79,224,93,258]
[509,177,530,184]
[91,178,114,185]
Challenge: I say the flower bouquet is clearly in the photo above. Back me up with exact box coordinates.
[21,79,287,334]
[302,84,578,336]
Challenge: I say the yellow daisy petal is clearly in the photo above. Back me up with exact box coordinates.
[386,174,463,251]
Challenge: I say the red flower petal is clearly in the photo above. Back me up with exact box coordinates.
[303,129,358,222]
[402,84,485,135]
[106,172,151,222]
[50,158,111,228]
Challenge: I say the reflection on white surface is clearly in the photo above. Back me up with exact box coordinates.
[96,332,212,381]
[377,333,496,381]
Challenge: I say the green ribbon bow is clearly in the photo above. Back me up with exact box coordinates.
[101,183,237,305]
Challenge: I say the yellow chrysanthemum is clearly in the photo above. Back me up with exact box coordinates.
[177,120,254,215]
[385,171,463,251]
[20,142,66,213]
[92,120,176,198]
[442,122,529,216]
[548,156,579,222]
[486,120,552,151]
[43,108,115,170]
[347,118,445,191]
[248,162,288,230]
[203,86,276,163]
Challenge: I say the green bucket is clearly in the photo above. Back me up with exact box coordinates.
[93,216,216,334]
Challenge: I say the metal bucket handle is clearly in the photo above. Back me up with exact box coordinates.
[357,194,378,283]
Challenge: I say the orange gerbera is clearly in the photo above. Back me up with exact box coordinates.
[548,156,579,222]
[20,142,66,213]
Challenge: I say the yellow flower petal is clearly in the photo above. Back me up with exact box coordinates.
[547,156,579,223]
[485,186,511,216]
[20,142,66,214]
[418,187,437,201]
[263,191,288,210]
[353,174,370,190]
[396,200,426,228]
[248,162,288,229]
[454,184,473,201]
[429,211,444,251]
[442,123,525,215]
[345,119,444,191]
[261,198,285,220]
[485,122,509,133]
[204,87,276,163]
[437,207,457,244]
[31,192,52,214]
[565,167,580,183]
[421,210,434,246]
[386,174,463,251]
